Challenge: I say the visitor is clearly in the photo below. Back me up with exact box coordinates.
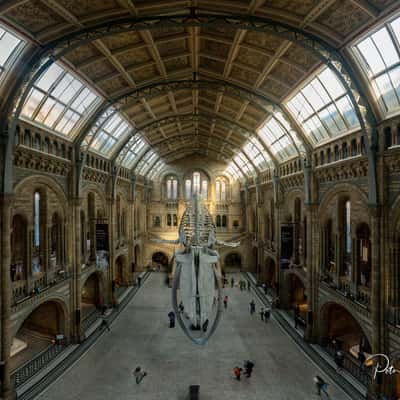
[260,307,264,321]
[100,317,110,332]
[231,277,234,288]
[313,375,328,396]
[334,350,344,373]
[112,296,119,310]
[133,366,147,384]
[168,311,175,328]
[233,366,242,381]
[224,295,228,309]
[264,308,270,322]
[244,360,254,377]
[249,300,256,315]
[137,275,142,287]
[294,314,299,329]
[247,280,250,291]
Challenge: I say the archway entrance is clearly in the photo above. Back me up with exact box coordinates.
[11,301,66,370]
[288,274,308,320]
[152,252,168,271]
[261,257,276,289]
[115,255,125,285]
[320,303,371,357]
[224,253,242,272]
[81,273,101,320]
[134,245,140,271]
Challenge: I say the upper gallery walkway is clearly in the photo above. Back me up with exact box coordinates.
[37,273,350,400]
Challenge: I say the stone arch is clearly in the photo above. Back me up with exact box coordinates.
[12,297,69,340]
[81,184,108,217]
[114,254,128,285]
[261,256,277,289]
[151,251,169,271]
[318,301,372,353]
[318,183,368,215]
[223,252,242,272]
[81,271,106,318]
[283,272,307,314]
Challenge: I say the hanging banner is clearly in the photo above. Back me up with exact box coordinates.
[96,223,109,269]
[280,225,293,269]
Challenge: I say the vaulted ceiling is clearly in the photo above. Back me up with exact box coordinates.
[0,0,397,166]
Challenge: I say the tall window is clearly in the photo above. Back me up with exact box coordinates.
[34,192,40,247]
[166,177,178,199]
[353,16,400,114]
[185,179,191,199]
[193,172,200,195]
[0,26,23,79]
[343,200,352,277]
[201,180,208,199]
[216,178,227,201]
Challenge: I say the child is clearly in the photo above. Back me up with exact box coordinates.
[233,366,242,381]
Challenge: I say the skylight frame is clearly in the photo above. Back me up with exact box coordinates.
[0,25,25,83]
[20,62,101,140]
[352,14,400,116]
[286,66,360,146]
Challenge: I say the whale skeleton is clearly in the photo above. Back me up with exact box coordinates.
[151,194,239,344]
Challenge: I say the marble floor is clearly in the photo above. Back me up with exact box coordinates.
[37,273,350,400]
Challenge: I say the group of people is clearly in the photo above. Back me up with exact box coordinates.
[233,360,255,381]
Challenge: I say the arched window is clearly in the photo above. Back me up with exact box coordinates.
[51,213,63,267]
[185,179,191,199]
[216,215,221,227]
[342,142,348,159]
[384,127,392,149]
[216,180,221,200]
[167,214,172,227]
[193,172,200,195]
[215,178,227,201]
[166,177,178,199]
[201,180,208,199]
[222,215,227,228]
[351,139,357,156]
[33,191,42,274]
[173,214,177,226]
[342,199,352,278]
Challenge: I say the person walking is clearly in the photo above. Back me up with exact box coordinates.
[294,314,299,329]
[244,360,254,377]
[231,277,234,288]
[168,311,175,328]
[233,366,242,381]
[100,317,110,332]
[260,307,264,321]
[249,300,256,315]
[334,350,344,373]
[133,366,147,384]
[313,375,328,397]
[137,275,142,287]
[264,308,270,322]
[223,295,228,309]
[247,280,251,291]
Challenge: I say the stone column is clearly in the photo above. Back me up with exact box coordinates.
[71,198,83,342]
[304,203,319,343]
[1,195,14,399]
[368,206,384,399]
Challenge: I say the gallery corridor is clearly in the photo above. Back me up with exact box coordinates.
[37,273,350,400]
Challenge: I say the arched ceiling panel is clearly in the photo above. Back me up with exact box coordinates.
[2,1,397,181]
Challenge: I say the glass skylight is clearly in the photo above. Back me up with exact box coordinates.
[226,162,244,180]
[21,63,100,138]
[147,160,164,179]
[90,111,133,155]
[120,136,147,169]
[234,152,255,176]
[286,67,360,145]
[243,137,271,170]
[0,26,23,79]
[136,150,158,175]
[353,15,400,114]
[259,116,298,160]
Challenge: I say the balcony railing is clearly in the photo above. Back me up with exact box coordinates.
[11,343,66,388]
